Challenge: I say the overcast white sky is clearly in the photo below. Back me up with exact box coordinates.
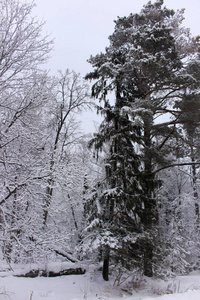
[33,0,200,76]
[32,0,200,132]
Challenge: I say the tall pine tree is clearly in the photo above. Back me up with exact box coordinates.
[85,0,200,278]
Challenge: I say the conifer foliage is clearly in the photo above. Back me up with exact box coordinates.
[85,0,200,279]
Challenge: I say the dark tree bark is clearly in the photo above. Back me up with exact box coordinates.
[141,117,158,277]
[15,267,85,278]
[102,245,111,281]
[102,248,110,281]
[143,242,153,277]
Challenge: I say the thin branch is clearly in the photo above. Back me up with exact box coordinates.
[52,248,78,263]
[0,135,19,149]
[152,162,200,175]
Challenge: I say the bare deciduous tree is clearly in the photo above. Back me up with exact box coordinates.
[0,0,54,262]
[43,69,91,225]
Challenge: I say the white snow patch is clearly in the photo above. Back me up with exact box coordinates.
[0,264,200,299]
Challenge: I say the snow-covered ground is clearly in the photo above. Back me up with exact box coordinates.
[0,262,200,299]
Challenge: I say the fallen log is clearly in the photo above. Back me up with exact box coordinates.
[14,267,86,278]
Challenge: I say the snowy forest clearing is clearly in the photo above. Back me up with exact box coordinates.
[0,263,200,300]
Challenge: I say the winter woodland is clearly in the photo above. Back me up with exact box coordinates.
[0,0,200,294]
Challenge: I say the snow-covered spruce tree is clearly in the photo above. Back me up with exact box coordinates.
[80,122,143,280]
[85,0,200,279]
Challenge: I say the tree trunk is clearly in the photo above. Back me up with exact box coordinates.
[143,242,153,277]
[142,116,157,277]
[43,180,54,225]
[191,147,199,218]
[102,247,110,281]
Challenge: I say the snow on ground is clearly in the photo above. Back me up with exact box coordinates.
[145,290,200,300]
[0,262,200,299]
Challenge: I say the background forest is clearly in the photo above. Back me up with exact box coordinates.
[0,0,199,284]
